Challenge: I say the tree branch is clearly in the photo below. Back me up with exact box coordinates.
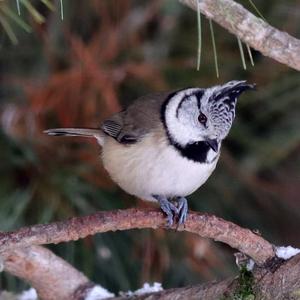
[2,245,94,300]
[180,0,300,71]
[0,208,275,264]
[112,253,300,300]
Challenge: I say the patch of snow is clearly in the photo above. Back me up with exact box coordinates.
[246,259,255,271]
[85,285,114,300]
[18,288,38,300]
[276,246,300,260]
[133,282,163,296]
[120,282,163,297]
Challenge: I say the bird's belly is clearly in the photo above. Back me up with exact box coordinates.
[101,134,219,202]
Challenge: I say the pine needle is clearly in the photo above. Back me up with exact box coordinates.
[209,19,219,78]
[0,6,32,33]
[0,15,18,45]
[248,0,266,22]
[246,44,255,66]
[41,0,55,11]
[237,37,247,70]
[60,0,64,20]
[20,0,45,24]
[16,0,21,15]
[196,0,202,71]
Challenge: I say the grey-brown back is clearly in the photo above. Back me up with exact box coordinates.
[101,91,173,144]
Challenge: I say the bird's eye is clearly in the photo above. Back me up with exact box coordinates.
[198,113,207,125]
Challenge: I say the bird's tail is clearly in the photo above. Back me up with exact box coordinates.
[44,128,104,146]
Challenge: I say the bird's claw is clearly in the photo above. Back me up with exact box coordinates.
[154,195,188,227]
[176,197,188,225]
[155,196,178,227]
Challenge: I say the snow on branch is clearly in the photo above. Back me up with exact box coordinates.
[0,208,275,264]
[180,0,300,71]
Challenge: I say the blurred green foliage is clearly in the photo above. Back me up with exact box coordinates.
[0,0,300,295]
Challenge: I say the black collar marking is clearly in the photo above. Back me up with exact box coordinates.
[161,90,211,163]
[172,141,211,163]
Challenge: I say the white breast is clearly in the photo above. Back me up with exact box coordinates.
[101,132,219,202]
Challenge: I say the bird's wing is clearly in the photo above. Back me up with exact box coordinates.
[101,91,172,144]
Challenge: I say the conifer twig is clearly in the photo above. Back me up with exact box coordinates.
[180,0,300,71]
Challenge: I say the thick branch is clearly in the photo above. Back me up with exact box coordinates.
[112,254,300,300]
[180,0,300,71]
[2,245,93,300]
[0,208,275,264]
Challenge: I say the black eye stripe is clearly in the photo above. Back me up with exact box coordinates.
[195,90,204,110]
[175,90,204,118]
[176,95,189,118]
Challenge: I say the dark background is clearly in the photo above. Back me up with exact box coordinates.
[0,0,300,294]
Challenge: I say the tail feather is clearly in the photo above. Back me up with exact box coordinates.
[44,128,104,145]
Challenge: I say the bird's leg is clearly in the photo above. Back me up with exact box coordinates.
[153,195,178,227]
[174,197,188,225]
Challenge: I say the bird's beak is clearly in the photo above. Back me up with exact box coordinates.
[205,139,218,152]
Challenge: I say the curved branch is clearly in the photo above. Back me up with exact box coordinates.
[2,245,93,300]
[180,0,300,71]
[0,208,275,264]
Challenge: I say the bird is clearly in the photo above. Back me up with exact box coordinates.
[45,80,254,226]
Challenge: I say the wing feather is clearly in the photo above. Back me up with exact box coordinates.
[101,91,173,144]
[102,119,122,138]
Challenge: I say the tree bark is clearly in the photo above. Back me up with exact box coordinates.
[180,0,300,71]
[1,209,299,300]
[3,245,300,300]
[2,245,94,300]
[112,254,300,300]
[0,208,275,265]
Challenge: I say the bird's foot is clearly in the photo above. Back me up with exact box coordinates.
[175,197,188,226]
[153,195,188,227]
[153,195,178,227]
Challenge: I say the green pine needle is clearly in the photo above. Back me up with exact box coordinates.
[60,0,64,20]
[0,15,18,45]
[196,0,202,71]
[20,0,45,24]
[248,0,266,22]
[237,37,247,70]
[41,0,55,11]
[16,0,21,15]
[209,19,219,78]
[0,6,32,33]
[246,44,255,66]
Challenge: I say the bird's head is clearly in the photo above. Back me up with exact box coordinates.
[162,80,255,152]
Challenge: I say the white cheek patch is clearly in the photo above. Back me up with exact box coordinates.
[165,89,204,145]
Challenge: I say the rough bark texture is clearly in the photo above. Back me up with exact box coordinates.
[0,208,275,264]
[1,209,299,300]
[3,245,300,300]
[112,254,300,300]
[180,0,300,71]
[2,245,93,300]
